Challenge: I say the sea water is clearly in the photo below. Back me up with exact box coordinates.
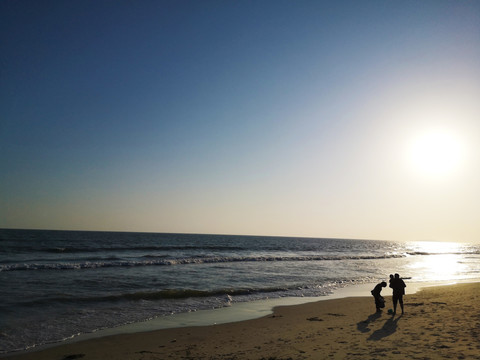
[1,229,479,354]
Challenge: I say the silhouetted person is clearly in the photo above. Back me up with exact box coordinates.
[389,274,394,287]
[371,281,387,312]
[389,273,406,315]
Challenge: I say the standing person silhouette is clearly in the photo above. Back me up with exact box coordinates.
[389,273,406,315]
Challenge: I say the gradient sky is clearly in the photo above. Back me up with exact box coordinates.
[1,0,479,242]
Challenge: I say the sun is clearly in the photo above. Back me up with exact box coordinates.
[406,129,464,178]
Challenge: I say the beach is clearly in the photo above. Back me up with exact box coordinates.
[3,282,479,360]
[9,230,480,353]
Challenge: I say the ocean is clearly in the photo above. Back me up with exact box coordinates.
[1,229,479,354]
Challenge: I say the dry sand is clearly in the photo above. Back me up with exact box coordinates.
[3,282,480,360]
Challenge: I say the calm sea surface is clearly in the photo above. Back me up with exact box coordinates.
[1,229,479,353]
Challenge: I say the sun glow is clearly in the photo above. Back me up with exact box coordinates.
[406,129,464,178]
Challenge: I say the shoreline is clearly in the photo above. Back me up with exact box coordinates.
[0,281,441,356]
[3,280,479,359]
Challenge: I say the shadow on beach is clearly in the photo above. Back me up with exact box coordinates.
[356,311,382,333]
[368,315,403,341]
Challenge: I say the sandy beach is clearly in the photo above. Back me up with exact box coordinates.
[3,282,480,360]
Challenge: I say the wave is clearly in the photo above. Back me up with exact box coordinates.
[0,254,405,272]
[20,287,288,306]
[406,251,480,256]
[1,244,247,254]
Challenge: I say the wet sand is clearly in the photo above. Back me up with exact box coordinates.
[3,282,480,359]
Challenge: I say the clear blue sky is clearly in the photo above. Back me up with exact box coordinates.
[1,0,480,242]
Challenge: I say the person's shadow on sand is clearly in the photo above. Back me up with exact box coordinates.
[368,315,402,341]
[357,311,382,333]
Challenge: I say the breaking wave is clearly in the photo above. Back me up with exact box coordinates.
[0,253,405,272]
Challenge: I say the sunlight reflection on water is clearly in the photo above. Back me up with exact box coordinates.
[406,241,469,281]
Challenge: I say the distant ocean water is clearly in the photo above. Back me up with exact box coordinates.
[1,229,479,354]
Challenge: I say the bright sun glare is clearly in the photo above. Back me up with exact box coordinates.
[407,130,464,178]
[408,242,466,281]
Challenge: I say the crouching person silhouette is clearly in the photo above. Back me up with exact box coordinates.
[371,281,387,312]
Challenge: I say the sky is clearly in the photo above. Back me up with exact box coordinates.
[1,0,479,242]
